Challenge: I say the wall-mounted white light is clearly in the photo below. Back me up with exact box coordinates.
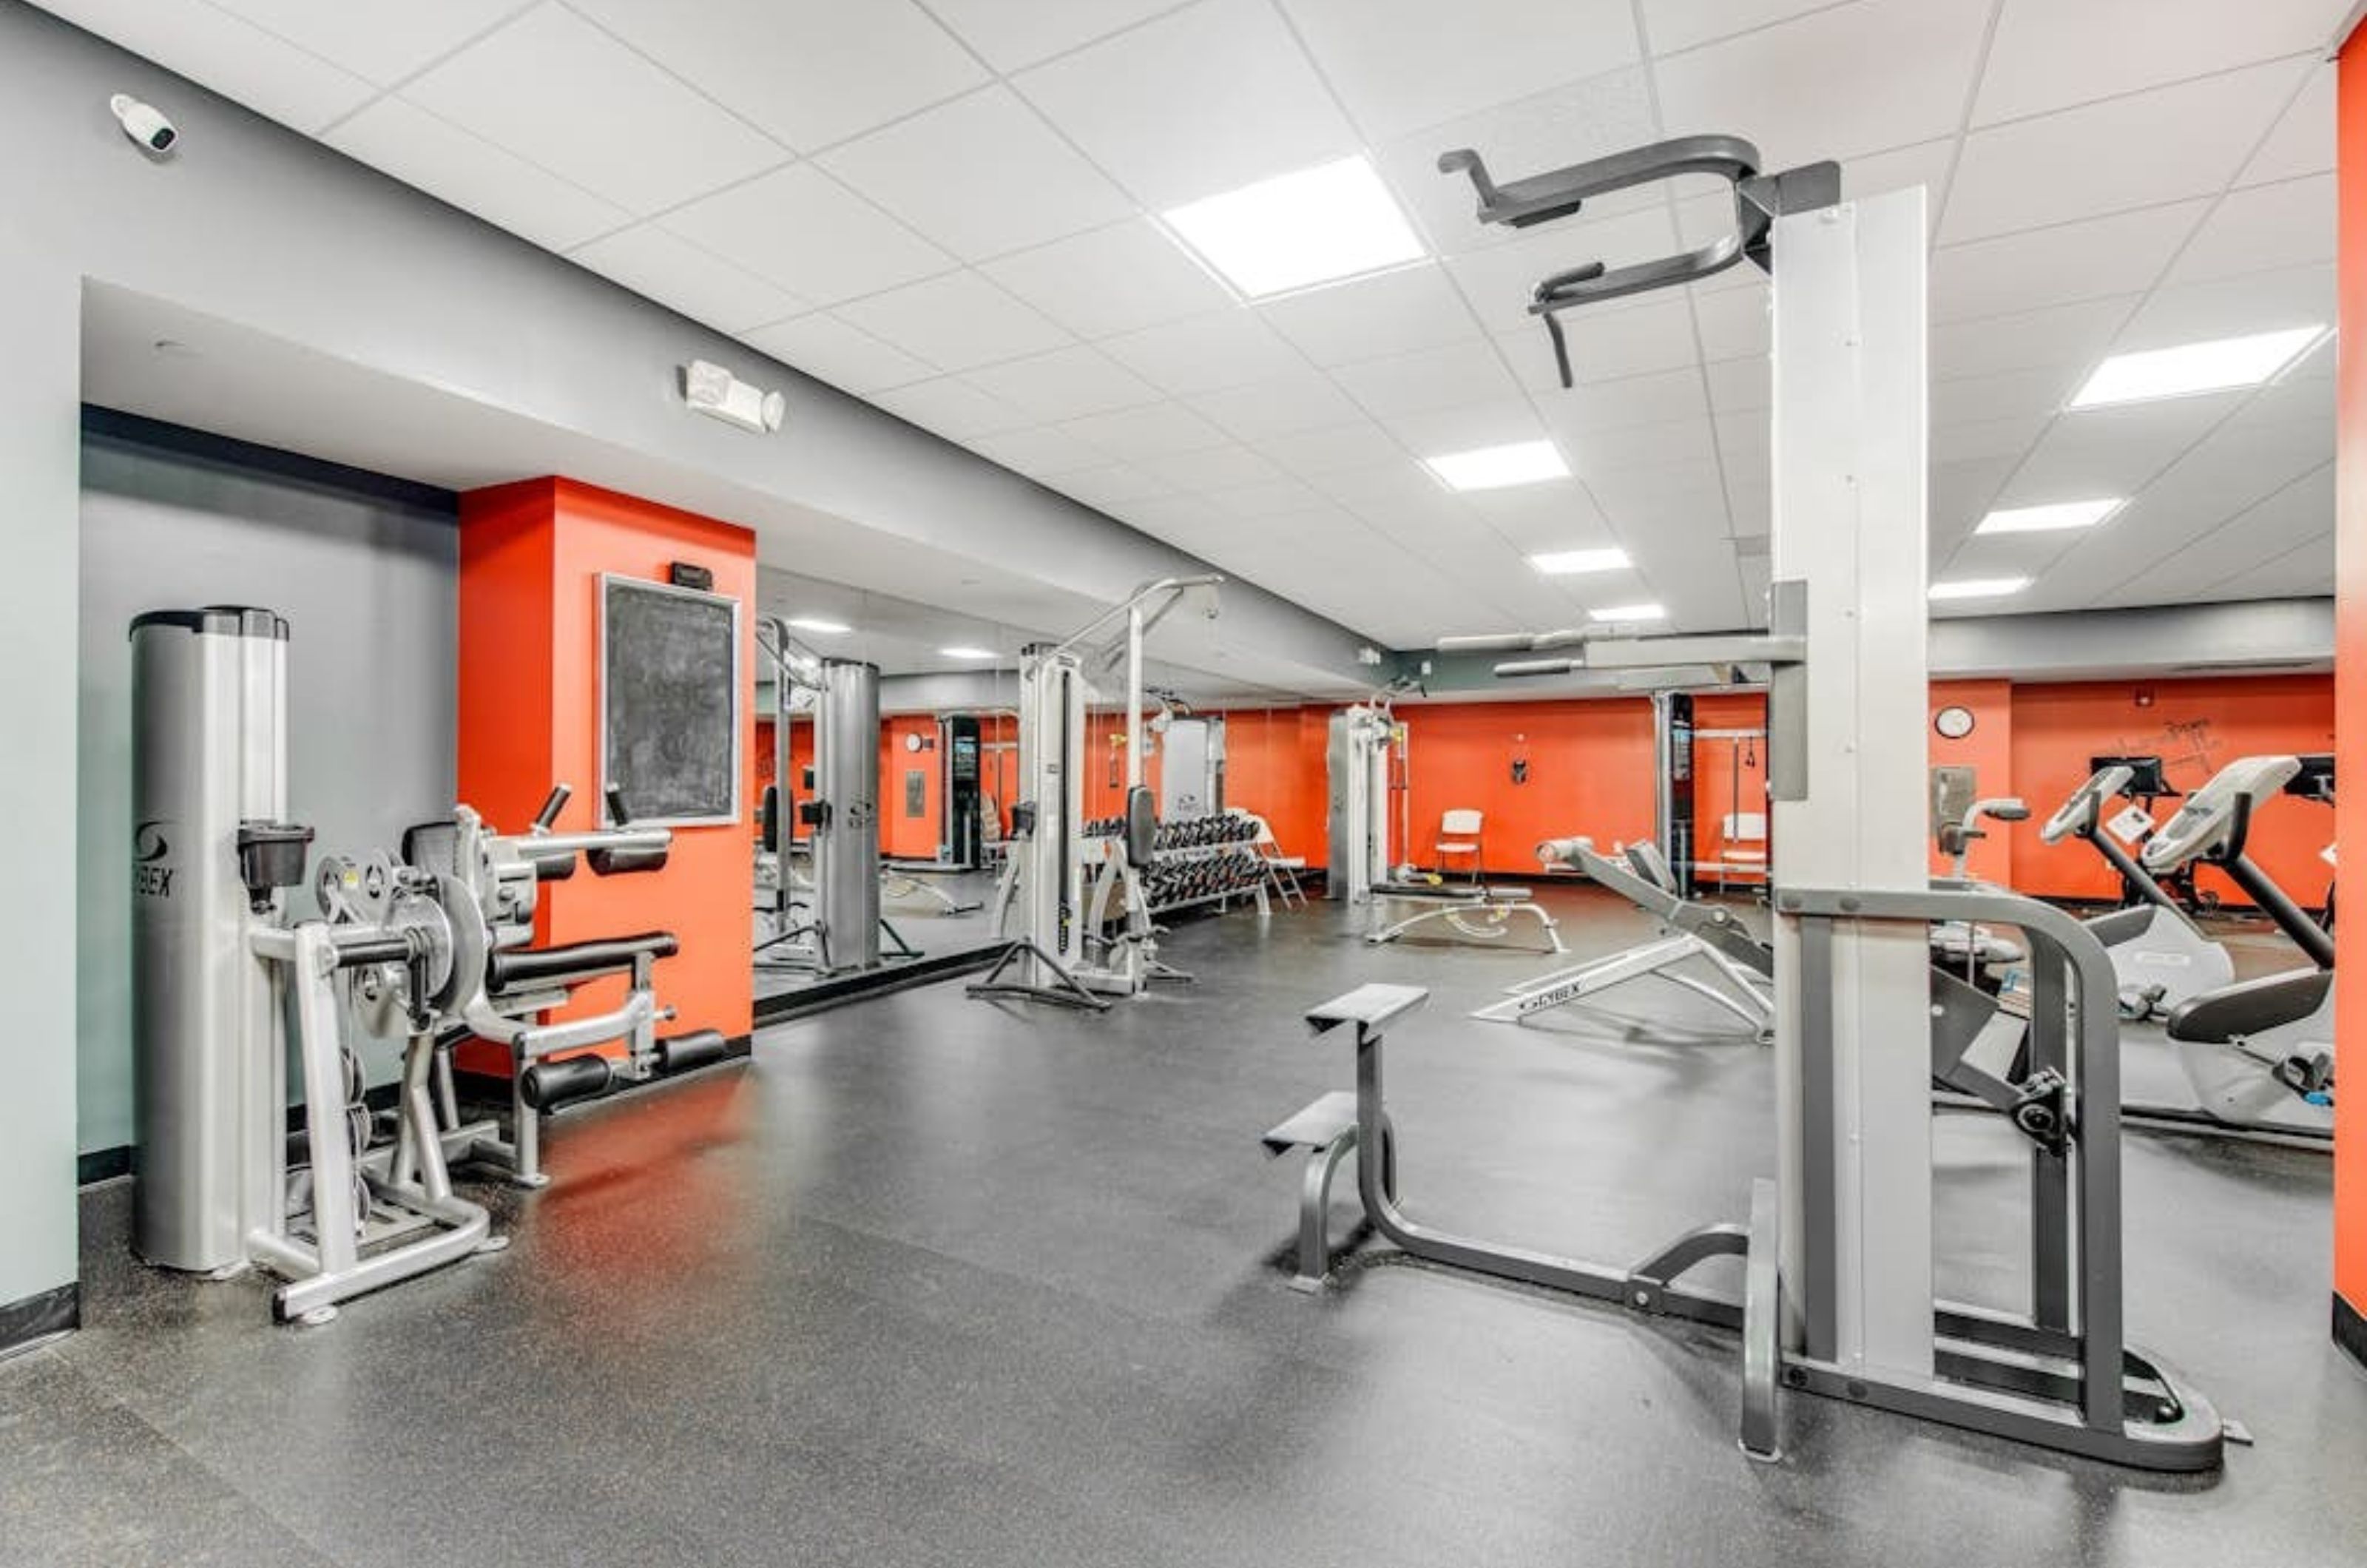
[682,358,786,433]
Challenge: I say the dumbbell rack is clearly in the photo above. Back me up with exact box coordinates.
[1081,812,1270,920]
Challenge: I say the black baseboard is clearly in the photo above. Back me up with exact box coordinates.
[0,1281,79,1357]
[2337,1292,2367,1371]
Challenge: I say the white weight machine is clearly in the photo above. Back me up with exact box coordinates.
[970,575,1220,1009]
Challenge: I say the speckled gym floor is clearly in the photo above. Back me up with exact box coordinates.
[7,888,2363,1567]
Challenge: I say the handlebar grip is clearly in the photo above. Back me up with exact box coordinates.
[606,784,632,827]
[534,785,571,831]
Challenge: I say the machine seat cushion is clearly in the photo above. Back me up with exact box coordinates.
[487,931,678,993]
[2166,967,2332,1043]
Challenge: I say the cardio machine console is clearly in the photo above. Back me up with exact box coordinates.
[2039,764,2134,845]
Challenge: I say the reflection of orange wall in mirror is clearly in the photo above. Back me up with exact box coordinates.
[457,478,755,1068]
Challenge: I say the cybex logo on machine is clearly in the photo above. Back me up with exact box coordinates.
[132,819,176,899]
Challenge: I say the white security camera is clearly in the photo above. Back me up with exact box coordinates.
[109,94,178,154]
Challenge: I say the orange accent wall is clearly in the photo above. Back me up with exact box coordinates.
[1394,698,1659,873]
[880,714,942,860]
[2333,27,2366,1333]
[457,478,755,1061]
[2008,677,2334,905]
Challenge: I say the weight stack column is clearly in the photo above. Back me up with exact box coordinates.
[814,658,882,970]
[129,606,289,1272]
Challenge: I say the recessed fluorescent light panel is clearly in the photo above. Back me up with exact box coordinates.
[1928,578,2030,601]
[939,646,996,660]
[1159,156,1425,298]
[1975,499,2124,535]
[2070,326,2324,408]
[1590,602,1666,622]
[786,616,851,635]
[1528,547,1630,576]
[1424,440,1570,492]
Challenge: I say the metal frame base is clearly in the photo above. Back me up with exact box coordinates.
[965,939,1113,1010]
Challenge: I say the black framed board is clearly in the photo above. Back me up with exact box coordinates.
[600,573,741,826]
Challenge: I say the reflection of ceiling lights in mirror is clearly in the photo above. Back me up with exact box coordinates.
[1928,577,2030,601]
[785,615,849,634]
[939,646,995,659]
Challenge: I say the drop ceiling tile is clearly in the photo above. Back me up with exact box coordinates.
[2113,263,2334,351]
[1587,460,1729,528]
[1013,0,1360,207]
[2002,399,2236,504]
[1334,339,1523,416]
[1929,365,2084,427]
[922,0,1181,72]
[869,376,1033,440]
[1942,61,2304,244]
[2241,64,2334,185]
[37,0,377,132]
[1930,297,2135,384]
[1141,445,1286,492]
[1973,0,2335,126]
[980,220,1237,339]
[326,95,631,251]
[1380,399,1547,458]
[1443,209,1682,334]
[1652,0,1991,169]
[2215,532,2334,600]
[404,5,787,213]
[1564,413,1722,477]
[2103,463,2334,606]
[1704,356,1770,415]
[742,312,936,393]
[1544,367,1709,436]
[662,164,956,305]
[964,347,1164,423]
[834,271,1072,373]
[1057,401,1234,462]
[1931,414,2048,465]
[1459,480,1610,549]
[1252,422,1411,478]
[210,0,527,84]
[567,0,985,152]
[1279,0,1640,143]
[1929,202,2208,323]
[964,425,1111,477]
[1258,264,1482,367]
[1101,312,1311,396]
[1636,0,1840,54]
[818,87,1132,263]
[2168,175,2337,287]
[1692,283,1770,362]
[1186,374,1368,442]
[1376,65,1660,255]
[1203,476,1328,519]
[571,226,808,333]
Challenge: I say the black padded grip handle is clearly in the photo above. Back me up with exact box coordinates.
[534,785,571,831]
[484,931,678,993]
[587,845,669,876]
[520,1055,612,1110]
[657,1030,729,1075]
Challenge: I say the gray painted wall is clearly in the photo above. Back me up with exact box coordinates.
[76,423,458,1157]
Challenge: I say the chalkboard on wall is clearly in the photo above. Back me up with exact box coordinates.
[600,573,740,826]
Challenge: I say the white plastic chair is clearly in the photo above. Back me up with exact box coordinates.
[1437,808,1485,883]
[1245,812,1307,907]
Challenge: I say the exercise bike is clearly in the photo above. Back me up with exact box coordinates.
[2140,754,2334,1135]
[2037,764,2235,1020]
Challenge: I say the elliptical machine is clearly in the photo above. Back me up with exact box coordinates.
[2140,754,2334,1135]
[2038,764,2235,1019]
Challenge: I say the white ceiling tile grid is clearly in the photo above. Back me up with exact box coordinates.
[41,0,2358,648]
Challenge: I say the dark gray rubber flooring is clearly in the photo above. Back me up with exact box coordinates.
[9,888,2364,1567]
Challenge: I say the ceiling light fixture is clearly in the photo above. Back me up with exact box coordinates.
[939,645,996,660]
[1928,577,2030,601]
[1975,499,2124,535]
[785,616,851,635]
[1423,440,1570,492]
[2070,326,2325,408]
[1528,547,1630,576]
[1590,602,1666,622]
[1158,155,1426,299]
